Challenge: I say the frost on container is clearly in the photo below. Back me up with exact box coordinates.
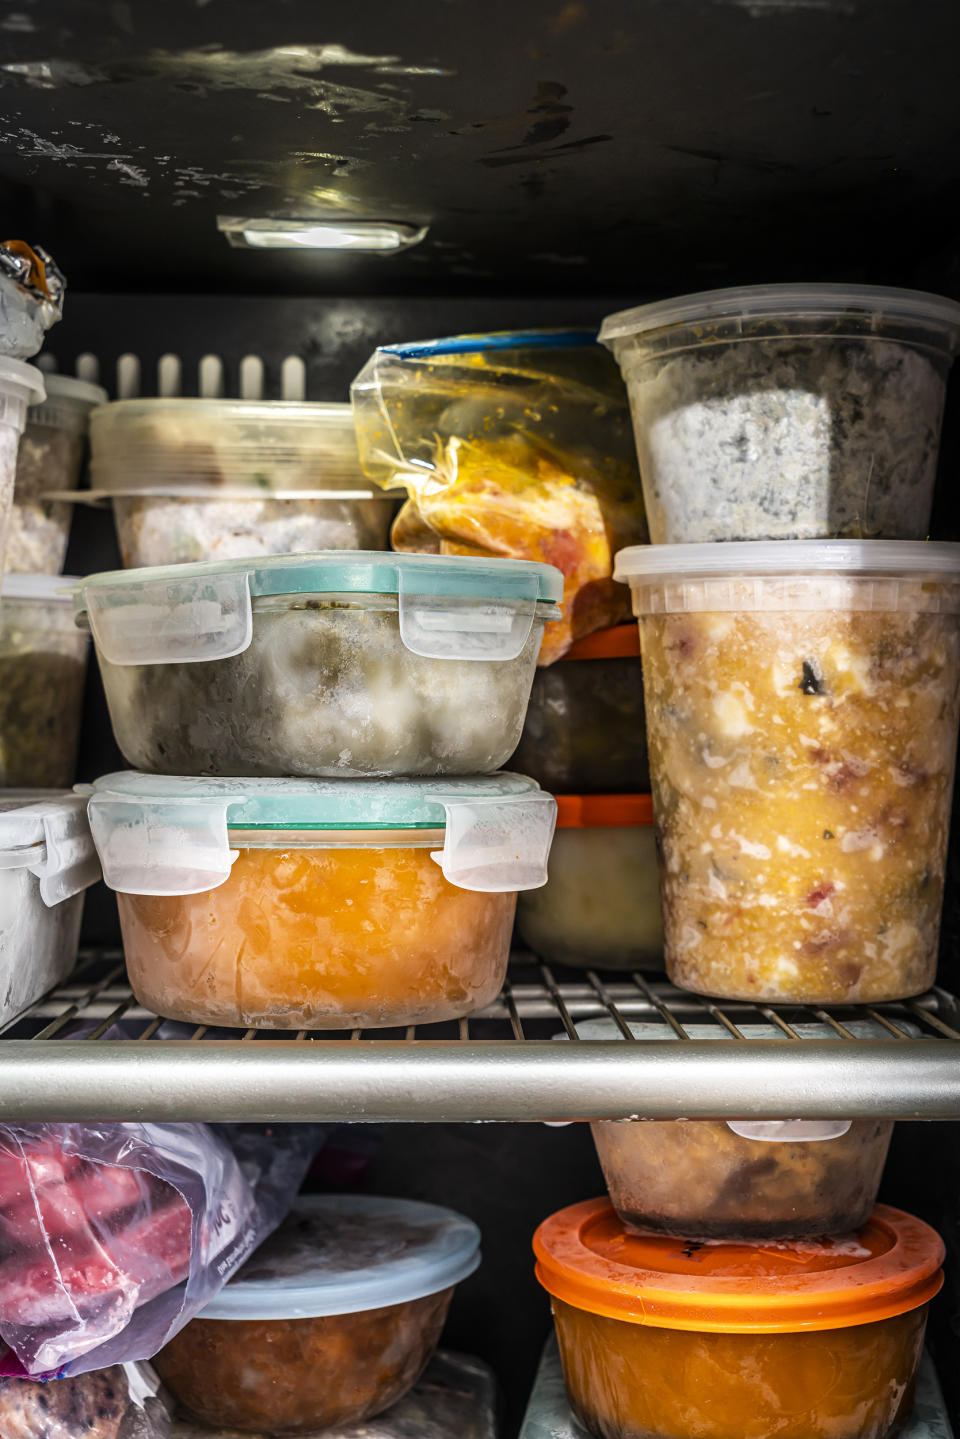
[600,284,960,544]
[0,360,46,575]
[616,541,960,1004]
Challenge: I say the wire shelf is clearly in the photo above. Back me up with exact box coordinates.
[1,951,958,1122]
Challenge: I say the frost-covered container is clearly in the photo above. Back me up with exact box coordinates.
[88,399,395,568]
[0,574,89,789]
[511,625,648,793]
[87,771,556,1029]
[516,796,661,970]
[616,539,960,1004]
[76,552,562,778]
[154,1194,481,1434]
[575,1018,895,1240]
[0,791,100,1029]
[7,375,106,574]
[600,285,960,544]
[0,358,45,574]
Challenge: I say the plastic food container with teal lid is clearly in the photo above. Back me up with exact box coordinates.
[75,551,563,778]
[86,770,556,1028]
[154,1194,481,1433]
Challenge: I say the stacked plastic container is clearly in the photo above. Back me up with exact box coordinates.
[533,284,960,1439]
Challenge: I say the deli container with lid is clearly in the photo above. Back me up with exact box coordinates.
[88,399,396,568]
[8,374,106,574]
[76,551,563,778]
[0,357,45,574]
[534,1198,944,1439]
[600,284,960,544]
[575,1018,895,1239]
[0,573,89,789]
[87,770,556,1028]
[510,625,648,793]
[0,790,100,1029]
[516,795,661,970]
[615,539,960,1003]
[154,1193,481,1434]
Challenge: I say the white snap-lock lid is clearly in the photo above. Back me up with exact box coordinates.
[726,1120,853,1142]
[198,1194,481,1321]
[0,791,101,904]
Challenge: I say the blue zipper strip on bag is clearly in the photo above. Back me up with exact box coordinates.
[380,328,598,358]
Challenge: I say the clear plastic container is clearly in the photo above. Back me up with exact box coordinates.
[0,574,90,789]
[516,796,661,970]
[76,552,562,778]
[615,539,960,1003]
[0,358,45,574]
[87,771,556,1028]
[535,1199,944,1439]
[511,625,648,793]
[88,399,395,567]
[7,375,106,574]
[0,791,100,1029]
[154,1194,481,1434]
[600,285,960,544]
[576,1018,896,1239]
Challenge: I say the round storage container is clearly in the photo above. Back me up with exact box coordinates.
[0,791,100,1029]
[510,625,648,793]
[87,770,556,1028]
[154,1194,481,1434]
[600,284,960,544]
[0,358,45,573]
[0,574,89,789]
[88,399,396,567]
[516,795,661,970]
[8,375,106,573]
[615,539,960,1004]
[575,1018,896,1240]
[535,1198,944,1439]
[76,551,563,778]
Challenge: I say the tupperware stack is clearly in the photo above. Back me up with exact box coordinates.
[532,284,960,1439]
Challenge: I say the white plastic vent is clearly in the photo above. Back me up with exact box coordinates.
[35,352,310,401]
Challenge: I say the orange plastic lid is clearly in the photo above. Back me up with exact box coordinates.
[555,794,654,828]
[560,624,640,662]
[534,1199,944,1334]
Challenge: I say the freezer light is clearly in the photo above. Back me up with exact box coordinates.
[217,216,428,253]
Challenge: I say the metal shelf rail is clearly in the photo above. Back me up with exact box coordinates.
[2,951,959,1122]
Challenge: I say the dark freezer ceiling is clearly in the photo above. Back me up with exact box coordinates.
[0,0,958,297]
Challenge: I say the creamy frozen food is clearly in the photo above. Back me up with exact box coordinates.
[0,575,89,789]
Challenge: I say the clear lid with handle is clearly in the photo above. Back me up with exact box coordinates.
[0,790,101,904]
[198,1194,481,1320]
[85,771,557,897]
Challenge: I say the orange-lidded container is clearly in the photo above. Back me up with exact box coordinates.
[534,1199,944,1439]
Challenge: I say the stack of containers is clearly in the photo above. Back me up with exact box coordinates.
[533,284,960,1439]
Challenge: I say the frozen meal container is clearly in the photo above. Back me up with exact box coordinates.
[535,1199,943,1439]
[154,1193,481,1434]
[600,284,960,544]
[76,551,563,778]
[0,791,100,1029]
[8,375,106,574]
[575,1018,894,1239]
[516,795,661,970]
[511,624,648,793]
[87,770,556,1029]
[615,539,960,1004]
[0,574,89,788]
[0,358,45,574]
[88,399,395,568]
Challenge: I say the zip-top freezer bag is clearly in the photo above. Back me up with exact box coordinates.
[351,330,647,664]
[0,1360,172,1438]
[0,1123,322,1380]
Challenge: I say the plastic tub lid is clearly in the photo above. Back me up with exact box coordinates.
[30,373,107,410]
[0,789,100,905]
[599,283,960,345]
[2,573,80,603]
[555,794,653,828]
[199,1195,481,1320]
[534,1199,944,1334]
[86,771,557,897]
[559,624,640,662]
[0,356,45,403]
[614,539,960,583]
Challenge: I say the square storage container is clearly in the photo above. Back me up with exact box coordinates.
[87,770,556,1029]
[76,551,563,778]
[0,358,45,574]
[601,285,960,544]
[154,1194,481,1435]
[615,539,960,1003]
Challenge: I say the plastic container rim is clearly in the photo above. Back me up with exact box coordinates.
[1,573,80,604]
[30,374,108,410]
[614,539,960,584]
[0,356,46,403]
